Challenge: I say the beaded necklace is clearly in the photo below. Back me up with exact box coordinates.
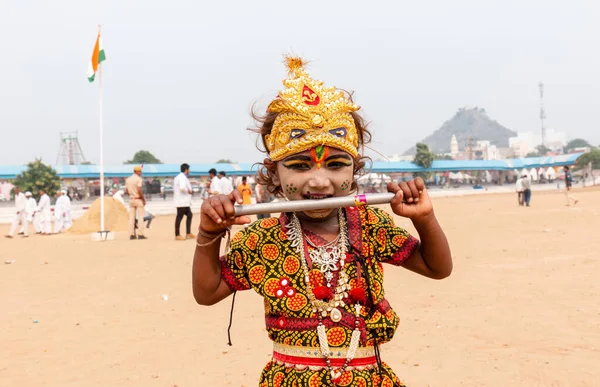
[287,210,363,383]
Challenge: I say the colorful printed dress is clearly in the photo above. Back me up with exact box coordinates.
[220,205,419,386]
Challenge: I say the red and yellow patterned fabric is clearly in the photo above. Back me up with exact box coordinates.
[220,206,419,386]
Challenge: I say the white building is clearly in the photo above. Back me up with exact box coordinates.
[473,140,500,160]
[509,129,567,157]
[450,135,459,159]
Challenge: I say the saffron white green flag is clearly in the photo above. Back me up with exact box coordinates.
[87,34,106,82]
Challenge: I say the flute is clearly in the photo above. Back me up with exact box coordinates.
[234,193,395,216]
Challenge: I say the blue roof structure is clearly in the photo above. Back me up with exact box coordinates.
[0,153,584,180]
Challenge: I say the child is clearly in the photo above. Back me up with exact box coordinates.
[192,57,452,386]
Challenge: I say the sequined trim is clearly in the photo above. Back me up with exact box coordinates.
[272,343,378,371]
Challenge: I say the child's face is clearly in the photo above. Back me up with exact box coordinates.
[275,146,354,219]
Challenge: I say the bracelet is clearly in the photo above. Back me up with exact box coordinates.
[196,227,231,248]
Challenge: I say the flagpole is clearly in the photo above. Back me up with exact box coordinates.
[97,24,105,233]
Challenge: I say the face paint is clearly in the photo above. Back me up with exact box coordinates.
[285,183,298,195]
[340,180,350,191]
[310,145,330,169]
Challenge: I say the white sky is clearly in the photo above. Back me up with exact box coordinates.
[1,0,598,165]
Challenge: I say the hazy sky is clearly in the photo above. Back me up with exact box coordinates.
[1,0,598,166]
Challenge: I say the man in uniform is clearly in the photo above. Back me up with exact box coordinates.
[125,166,147,240]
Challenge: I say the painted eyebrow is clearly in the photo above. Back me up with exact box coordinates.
[283,155,311,162]
[325,154,352,161]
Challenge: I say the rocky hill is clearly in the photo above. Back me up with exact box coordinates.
[404,107,517,155]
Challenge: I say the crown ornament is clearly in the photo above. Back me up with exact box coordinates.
[265,56,361,161]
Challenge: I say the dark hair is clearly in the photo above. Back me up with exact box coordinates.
[250,92,372,197]
[208,168,217,175]
[564,166,569,170]
[242,176,247,183]
[219,171,226,177]
[181,163,190,173]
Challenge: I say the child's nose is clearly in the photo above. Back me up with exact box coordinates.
[308,175,331,189]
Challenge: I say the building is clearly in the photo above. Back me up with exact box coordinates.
[450,135,459,159]
[509,129,567,157]
[472,140,500,160]
[450,135,499,160]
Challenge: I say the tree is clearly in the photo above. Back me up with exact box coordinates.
[216,159,235,164]
[124,150,162,164]
[535,145,550,156]
[577,149,600,169]
[12,159,61,198]
[525,152,540,158]
[81,161,94,165]
[565,138,592,152]
[435,154,454,160]
[413,143,434,180]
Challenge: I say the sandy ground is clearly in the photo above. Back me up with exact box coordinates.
[1,188,599,387]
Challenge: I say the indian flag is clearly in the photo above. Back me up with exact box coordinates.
[87,34,106,83]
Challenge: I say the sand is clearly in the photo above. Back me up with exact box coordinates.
[69,197,129,234]
[1,188,599,386]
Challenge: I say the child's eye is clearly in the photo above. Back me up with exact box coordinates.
[326,161,352,169]
[283,162,311,170]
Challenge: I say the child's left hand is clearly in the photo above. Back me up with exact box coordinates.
[387,177,434,221]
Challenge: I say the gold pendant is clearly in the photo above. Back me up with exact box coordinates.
[330,307,342,322]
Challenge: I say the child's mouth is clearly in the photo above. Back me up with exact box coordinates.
[302,193,333,200]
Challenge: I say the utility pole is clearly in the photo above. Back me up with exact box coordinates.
[539,82,547,147]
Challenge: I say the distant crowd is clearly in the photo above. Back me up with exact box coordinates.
[5,187,72,238]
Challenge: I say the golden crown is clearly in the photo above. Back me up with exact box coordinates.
[265,56,360,161]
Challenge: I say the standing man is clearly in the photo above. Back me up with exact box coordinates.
[218,171,234,195]
[53,190,65,233]
[125,166,147,240]
[61,190,72,230]
[6,187,26,238]
[515,175,524,206]
[174,163,195,241]
[564,166,579,206]
[237,176,253,205]
[521,174,532,207]
[23,191,37,236]
[5,187,26,238]
[255,183,272,220]
[207,168,221,196]
[37,189,52,235]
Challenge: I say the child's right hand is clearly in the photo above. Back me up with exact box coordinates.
[200,191,251,234]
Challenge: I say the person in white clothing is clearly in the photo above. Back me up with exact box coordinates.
[515,176,524,206]
[208,168,221,196]
[218,171,234,195]
[6,187,27,238]
[61,190,73,230]
[54,191,68,233]
[23,192,38,235]
[112,188,126,207]
[174,163,195,240]
[112,187,154,229]
[36,190,52,235]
